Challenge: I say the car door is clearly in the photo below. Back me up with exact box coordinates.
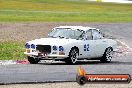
[79,29,97,58]
[91,29,107,57]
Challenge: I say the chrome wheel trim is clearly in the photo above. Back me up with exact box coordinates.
[70,49,78,64]
[106,48,113,62]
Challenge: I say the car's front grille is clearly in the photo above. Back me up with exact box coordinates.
[36,45,51,53]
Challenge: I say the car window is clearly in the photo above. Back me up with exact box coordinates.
[67,30,75,39]
[75,29,85,40]
[85,30,92,40]
[48,28,84,39]
[92,29,103,40]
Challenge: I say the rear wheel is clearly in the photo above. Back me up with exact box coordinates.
[65,48,79,64]
[100,47,113,63]
[28,56,40,64]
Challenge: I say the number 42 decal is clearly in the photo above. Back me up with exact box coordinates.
[84,44,89,51]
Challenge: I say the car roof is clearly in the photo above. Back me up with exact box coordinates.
[55,26,98,31]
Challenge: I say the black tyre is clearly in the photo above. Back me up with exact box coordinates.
[28,56,40,64]
[100,47,113,63]
[65,48,79,64]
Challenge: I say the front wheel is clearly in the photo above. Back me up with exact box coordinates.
[100,47,113,63]
[65,48,79,64]
[28,56,40,64]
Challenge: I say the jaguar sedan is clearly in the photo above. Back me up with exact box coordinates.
[24,26,117,64]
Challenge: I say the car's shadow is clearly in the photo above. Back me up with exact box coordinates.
[38,61,132,65]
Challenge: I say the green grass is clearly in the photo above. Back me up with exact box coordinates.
[0,0,132,22]
[0,42,25,60]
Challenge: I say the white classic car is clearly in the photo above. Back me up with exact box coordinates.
[24,26,117,64]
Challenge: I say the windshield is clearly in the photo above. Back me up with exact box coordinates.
[48,28,85,39]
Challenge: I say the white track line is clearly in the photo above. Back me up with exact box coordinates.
[116,39,132,50]
[114,39,132,57]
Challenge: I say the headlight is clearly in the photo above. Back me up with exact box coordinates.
[31,44,35,49]
[59,46,64,51]
[53,46,57,51]
[25,43,30,49]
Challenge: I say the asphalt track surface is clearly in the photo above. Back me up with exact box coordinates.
[0,23,132,84]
